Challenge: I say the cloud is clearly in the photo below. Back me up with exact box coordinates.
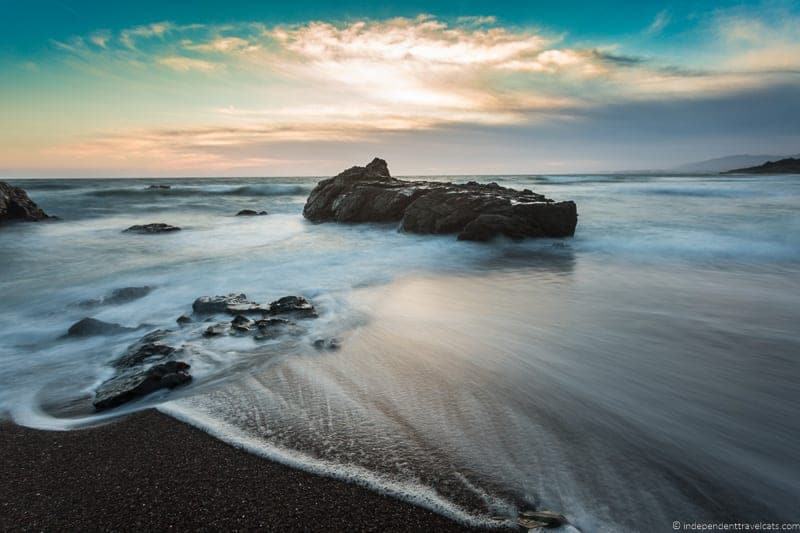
[120,22,174,49]
[158,55,219,72]
[90,30,111,48]
[646,10,671,35]
[29,11,800,174]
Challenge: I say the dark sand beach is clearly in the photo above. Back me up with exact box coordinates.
[0,410,488,532]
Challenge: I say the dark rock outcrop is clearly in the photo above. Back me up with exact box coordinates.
[0,181,51,224]
[176,314,192,326]
[66,317,132,338]
[303,159,577,241]
[724,157,800,174]
[112,329,175,368]
[268,296,317,318]
[146,184,171,190]
[93,329,191,410]
[192,293,315,317]
[192,293,270,315]
[236,209,268,216]
[123,223,181,234]
[93,361,191,410]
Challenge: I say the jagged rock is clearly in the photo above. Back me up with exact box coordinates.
[517,510,567,529]
[123,223,181,234]
[113,330,175,368]
[236,209,268,216]
[146,184,171,190]
[303,159,577,241]
[0,181,51,223]
[93,361,191,410]
[268,296,317,318]
[192,293,270,315]
[66,317,132,338]
[230,314,254,332]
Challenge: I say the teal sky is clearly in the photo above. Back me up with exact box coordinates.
[2,0,799,176]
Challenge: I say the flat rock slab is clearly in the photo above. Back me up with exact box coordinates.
[93,361,191,410]
[123,223,181,234]
[0,181,51,223]
[303,158,577,241]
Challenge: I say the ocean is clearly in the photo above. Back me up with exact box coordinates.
[1,173,799,531]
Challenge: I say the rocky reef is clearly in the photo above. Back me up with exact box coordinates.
[0,181,51,224]
[92,293,319,410]
[303,158,577,241]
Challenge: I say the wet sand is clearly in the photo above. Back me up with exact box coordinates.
[0,409,491,532]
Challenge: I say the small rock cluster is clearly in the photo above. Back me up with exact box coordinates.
[87,293,321,410]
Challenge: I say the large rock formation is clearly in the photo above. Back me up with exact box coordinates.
[0,181,50,224]
[302,159,577,241]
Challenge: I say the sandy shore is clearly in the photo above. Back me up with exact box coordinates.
[0,409,491,532]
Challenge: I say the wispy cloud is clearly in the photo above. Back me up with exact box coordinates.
[646,10,671,35]
[18,10,800,174]
[158,55,219,72]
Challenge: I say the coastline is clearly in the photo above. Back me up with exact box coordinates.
[0,410,494,532]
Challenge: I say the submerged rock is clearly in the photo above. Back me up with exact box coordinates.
[0,181,51,223]
[93,361,191,410]
[66,317,132,338]
[236,209,268,216]
[268,296,317,318]
[313,338,341,351]
[123,223,181,234]
[517,510,567,529]
[79,286,152,308]
[176,314,192,326]
[303,158,577,241]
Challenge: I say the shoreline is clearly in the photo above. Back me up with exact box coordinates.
[0,409,494,531]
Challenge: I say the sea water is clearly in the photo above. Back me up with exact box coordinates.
[1,174,798,531]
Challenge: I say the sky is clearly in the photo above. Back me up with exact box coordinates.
[1,0,799,176]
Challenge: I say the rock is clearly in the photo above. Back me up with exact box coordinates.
[313,338,341,351]
[146,184,171,190]
[303,159,577,241]
[66,317,132,338]
[230,314,254,332]
[517,510,567,529]
[192,293,269,315]
[113,330,175,368]
[80,286,152,308]
[93,361,191,410]
[0,181,51,223]
[176,314,192,326]
[203,323,228,337]
[253,318,293,340]
[268,296,317,318]
[123,223,181,234]
[236,209,268,216]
